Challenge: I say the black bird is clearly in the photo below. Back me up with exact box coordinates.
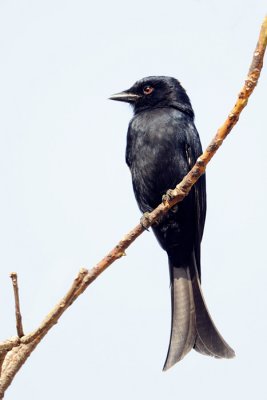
[110,76,235,370]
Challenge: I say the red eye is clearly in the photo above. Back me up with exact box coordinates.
[143,86,154,95]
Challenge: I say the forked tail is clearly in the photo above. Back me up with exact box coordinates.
[163,256,235,371]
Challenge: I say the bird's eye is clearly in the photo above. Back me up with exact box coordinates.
[143,86,154,95]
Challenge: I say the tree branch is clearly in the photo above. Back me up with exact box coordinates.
[10,273,24,338]
[0,15,266,399]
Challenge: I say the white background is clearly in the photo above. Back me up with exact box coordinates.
[0,1,266,399]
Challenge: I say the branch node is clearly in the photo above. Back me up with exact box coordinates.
[196,157,206,168]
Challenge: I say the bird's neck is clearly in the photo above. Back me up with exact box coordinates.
[134,101,194,118]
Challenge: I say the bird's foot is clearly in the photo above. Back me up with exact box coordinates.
[162,189,174,204]
[140,212,151,231]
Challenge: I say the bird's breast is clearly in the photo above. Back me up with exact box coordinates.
[127,108,189,211]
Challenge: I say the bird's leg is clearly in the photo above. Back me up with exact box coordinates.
[140,212,151,231]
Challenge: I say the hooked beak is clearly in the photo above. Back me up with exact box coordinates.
[109,90,140,103]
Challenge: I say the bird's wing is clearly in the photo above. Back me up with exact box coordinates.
[184,122,206,279]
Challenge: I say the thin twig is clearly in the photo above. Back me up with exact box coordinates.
[0,15,266,399]
[10,273,24,338]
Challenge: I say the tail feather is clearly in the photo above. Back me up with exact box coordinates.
[194,335,216,357]
[192,271,235,358]
[163,266,196,371]
[163,256,235,370]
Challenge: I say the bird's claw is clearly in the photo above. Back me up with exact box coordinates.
[140,212,151,231]
[162,189,174,204]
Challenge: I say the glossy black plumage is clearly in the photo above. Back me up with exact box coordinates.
[110,76,234,369]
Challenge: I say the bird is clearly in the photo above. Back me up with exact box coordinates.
[109,76,235,370]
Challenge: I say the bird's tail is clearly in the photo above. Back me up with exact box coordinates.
[163,255,235,371]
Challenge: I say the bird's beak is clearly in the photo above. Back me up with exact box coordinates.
[109,91,140,103]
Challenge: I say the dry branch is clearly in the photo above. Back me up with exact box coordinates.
[10,273,24,338]
[0,15,266,399]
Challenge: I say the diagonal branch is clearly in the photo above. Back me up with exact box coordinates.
[0,15,266,399]
[0,341,39,397]
[0,352,8,377]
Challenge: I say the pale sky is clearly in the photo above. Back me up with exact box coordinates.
[0,1,266,399]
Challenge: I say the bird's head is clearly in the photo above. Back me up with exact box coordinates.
[109,76,194,117]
